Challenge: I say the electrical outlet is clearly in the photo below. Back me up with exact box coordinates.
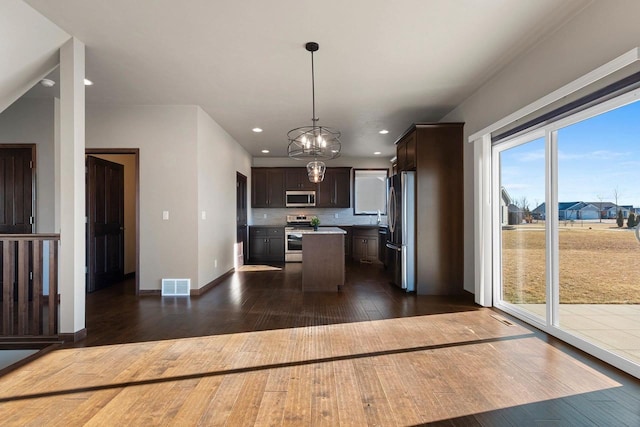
[334,213,339,218]
[201,211,206,220]
[162,211,169,220]
[263,213,267,219]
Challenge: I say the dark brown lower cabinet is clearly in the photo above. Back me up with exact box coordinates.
[352,226,379,263]
[249,226,284,263]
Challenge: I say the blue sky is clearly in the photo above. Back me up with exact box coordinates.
[500,99,640,209]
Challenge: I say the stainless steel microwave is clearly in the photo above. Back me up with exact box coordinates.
[286,190,316,207]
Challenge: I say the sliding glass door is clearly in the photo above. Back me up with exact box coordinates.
[555,101,640,364]
[494,134,547,323]
[493,91,640,369]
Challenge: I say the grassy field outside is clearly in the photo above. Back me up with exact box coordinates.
[502,220,640,304]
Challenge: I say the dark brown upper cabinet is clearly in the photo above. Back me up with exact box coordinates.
[317,167,351,208]
[396,131,416,171]
[285,168,317,191]
[285,168,318,191]
[251,168,285,208]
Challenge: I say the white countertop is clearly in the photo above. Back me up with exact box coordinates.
[299,227,346,235]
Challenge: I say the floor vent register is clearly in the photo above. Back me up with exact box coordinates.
[161,278,190,296]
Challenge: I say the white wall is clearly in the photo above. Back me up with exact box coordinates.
[2,100,251,291]
[86,104,199,291]
[442,0,640,293]
[0,0,68,114]
[196,107,251,287]
[0,97,55,232]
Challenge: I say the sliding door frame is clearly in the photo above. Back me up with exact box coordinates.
[491,87,640,378]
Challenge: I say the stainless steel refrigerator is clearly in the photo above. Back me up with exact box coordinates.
[386,171,415,291]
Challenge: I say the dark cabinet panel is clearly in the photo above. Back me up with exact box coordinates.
[378,226,387,265]
[249,226,284,262]
[251,168,285,208]
[250,236,268,259]
[268,237,284,259]
[405,132,416,170]
[352,226,379,263]
[394,123,464,295]
[317,167,351,208]
[342,226,352,258]
[285,168,317,191]
[397,139,406,171]
[396,131,416,171]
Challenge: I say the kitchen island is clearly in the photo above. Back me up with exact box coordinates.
[301,227,346,292]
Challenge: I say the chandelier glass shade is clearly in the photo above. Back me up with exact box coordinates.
[287,42,341,171]
[307,160,326,183]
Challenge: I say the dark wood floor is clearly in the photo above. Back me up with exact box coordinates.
[0,261,638,425]
[77,261,478,347]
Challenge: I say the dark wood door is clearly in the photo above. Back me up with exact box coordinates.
[236,172,247,265]
[0,147,34,234]
[86,156,124,293]
[0,146,34,297]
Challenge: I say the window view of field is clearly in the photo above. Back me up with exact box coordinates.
[499,137,546,319]
[499,99,640,366]
[502,221,640,304]
[499,100,640,306]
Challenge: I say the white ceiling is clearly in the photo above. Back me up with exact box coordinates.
[24,0,590,158]
[0,1,69,113]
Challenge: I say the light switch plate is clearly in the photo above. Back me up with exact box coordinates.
[162,211,169,220]
[201,211,206,220]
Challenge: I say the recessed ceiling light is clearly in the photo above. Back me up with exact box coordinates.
[40,78,55,88]
[379,129,389,134]
[374,151,381,155]
[261,149,270,154]
[252,127,263,133]
[84,78,93,86]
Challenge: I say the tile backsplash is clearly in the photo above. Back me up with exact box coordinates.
[251,208,387,226]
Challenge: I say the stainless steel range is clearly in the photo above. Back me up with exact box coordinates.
[285,215,313,262]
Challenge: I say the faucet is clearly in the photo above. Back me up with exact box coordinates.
[376,209,382,225]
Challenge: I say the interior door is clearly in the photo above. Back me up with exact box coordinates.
[0,146,35,296]
[0,147,34,234]
[236,172,247,266]
[86,156,124,293]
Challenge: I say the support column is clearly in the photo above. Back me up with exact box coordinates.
[59,37,86,339]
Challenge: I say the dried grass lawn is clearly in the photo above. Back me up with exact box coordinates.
[502,221,640,304]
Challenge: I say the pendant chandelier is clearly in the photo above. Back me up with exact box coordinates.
[307,160,326,183]
[287,42,341,182]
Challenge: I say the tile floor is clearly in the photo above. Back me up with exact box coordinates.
[518,303,640,364]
